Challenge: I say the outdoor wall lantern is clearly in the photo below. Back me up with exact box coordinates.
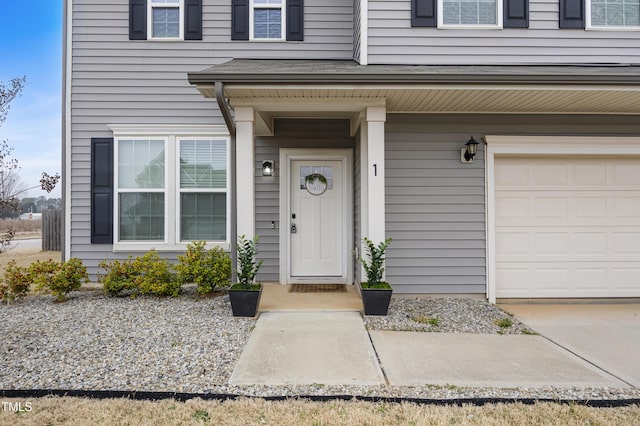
[461,136,480,163]
[262,160,275,176]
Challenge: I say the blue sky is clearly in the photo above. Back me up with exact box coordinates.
[0,2,62,198]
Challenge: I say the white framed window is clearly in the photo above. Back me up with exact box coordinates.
[178,139,228,242]
[112,126,230,251]
[250,0,286,40]
[587,0,640,29]
[439,0,502,28]
[149,0,184,39]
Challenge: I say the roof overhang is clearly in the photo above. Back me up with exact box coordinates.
[188,60,640,136]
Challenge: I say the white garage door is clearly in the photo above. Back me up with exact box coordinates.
[495,157,640,298]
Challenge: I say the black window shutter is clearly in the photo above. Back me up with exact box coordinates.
[232,0,250,40]
[184,0,203,40]
[559,0,585,28]
[129,0,147,40]
[504,0,529,27]
[91,138,114,244]
[286,0,304,41]
[412,0,437,27]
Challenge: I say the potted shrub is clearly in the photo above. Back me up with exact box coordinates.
[360,237,393,315]
[229,235,264,317]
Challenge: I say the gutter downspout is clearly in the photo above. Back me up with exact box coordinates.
[215,82,238,283]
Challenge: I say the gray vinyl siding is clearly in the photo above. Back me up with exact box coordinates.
[254,119,355,282]
[367,0,640,64]
[384,120,486,294]
[70,0,354,275]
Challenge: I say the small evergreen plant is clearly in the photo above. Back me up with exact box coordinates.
[360,237,392,289]
[176,241,232,294]
[234,235,263,290]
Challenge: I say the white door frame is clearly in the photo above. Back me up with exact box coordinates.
[279,148,354,284]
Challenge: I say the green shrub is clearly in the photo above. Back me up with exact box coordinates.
[28,258,89,302]
[99,257,138,296]
[175,241,232,294]
[133,251,181,297]
[100,251,181,297]
[48,258,89,302]
[0,260,31,303]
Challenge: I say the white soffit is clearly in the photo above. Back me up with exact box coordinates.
[200,84,640,115]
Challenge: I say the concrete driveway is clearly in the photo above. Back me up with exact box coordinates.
[500,303,640,388]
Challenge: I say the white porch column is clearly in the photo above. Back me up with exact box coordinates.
[365,105,386,247]
[235,106,255,239]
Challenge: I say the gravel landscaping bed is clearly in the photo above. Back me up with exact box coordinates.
[364,297,534,334]
[2,290,639,401]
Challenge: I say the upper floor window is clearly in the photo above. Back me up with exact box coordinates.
[588,0,640,28]
[129,0,202,41]
[232,0,304,41]
[252,0,285,39]
[439,0,502,27]
[150,0,183,39]
[412,0,527,29]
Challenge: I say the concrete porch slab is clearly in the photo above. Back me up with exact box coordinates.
[369,331,629,388]
[229,312,385,385]
[258,283,363,312]
[500,304,640,388]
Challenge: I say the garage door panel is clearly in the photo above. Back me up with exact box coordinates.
[574,162,607,184]
[495,267,530,295]
[535,268,570,292]
[533,163,569,185]
[573,232,608,255]
[496,232,529,256]
[612,268,640,289]
[534,232,569,255]
[612,162,640,184]
[613,233,640,254]
[613,197,640,220]
[495,157,640,298]
[574,269,608,292]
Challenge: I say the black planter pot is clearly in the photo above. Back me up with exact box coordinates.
[360,285,393,316]
[229,286,263,317]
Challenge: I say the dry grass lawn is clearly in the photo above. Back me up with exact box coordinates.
[0,397,638,425]
[0,248,60,270]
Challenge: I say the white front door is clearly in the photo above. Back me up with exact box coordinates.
[290,160,344,279]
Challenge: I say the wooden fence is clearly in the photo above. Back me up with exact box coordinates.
[42,209,62,251]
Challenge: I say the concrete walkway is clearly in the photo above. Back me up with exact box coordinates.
[229,310,629,388]
[501,303,640,388]
[229,312,385,385]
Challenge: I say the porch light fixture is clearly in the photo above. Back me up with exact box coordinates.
[461,136,480,163]
[262,160,274,176]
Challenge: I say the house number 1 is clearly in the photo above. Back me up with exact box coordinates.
[373,164,377,176]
